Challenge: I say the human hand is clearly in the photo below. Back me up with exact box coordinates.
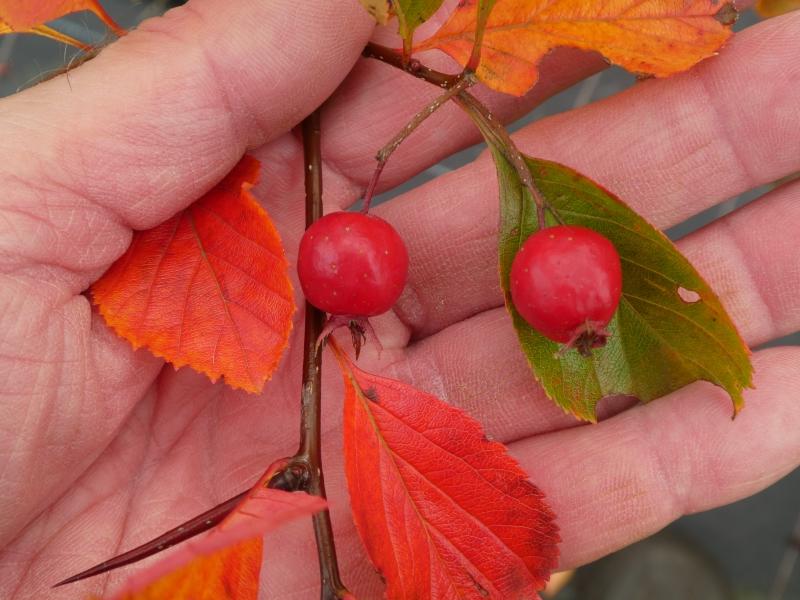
[0,0,798,598]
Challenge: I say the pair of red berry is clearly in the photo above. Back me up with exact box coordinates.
[297,212,621,353]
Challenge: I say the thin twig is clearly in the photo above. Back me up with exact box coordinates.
[296,108,351,600]
[364,43,554,229]
[361,73,475,212]
[363,42,460,88]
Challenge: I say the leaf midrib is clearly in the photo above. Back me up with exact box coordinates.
[424,8,725,48]
[189,213,255,387]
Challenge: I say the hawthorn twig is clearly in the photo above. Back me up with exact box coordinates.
[293,108,351,600]
[363,42,460,88]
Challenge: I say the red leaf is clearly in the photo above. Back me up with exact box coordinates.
[332,342,560,599]
[91,155,295,393]
[108,472,327,599]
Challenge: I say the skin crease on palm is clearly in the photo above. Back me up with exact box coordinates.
[0,0,798,597]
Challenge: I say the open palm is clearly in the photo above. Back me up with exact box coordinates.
[0,1,798,598]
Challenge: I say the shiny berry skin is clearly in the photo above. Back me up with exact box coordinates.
[510,225,622,348]
[297,212,409,317]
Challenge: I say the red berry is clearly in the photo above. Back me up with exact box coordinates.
[510,225,622,352]
[297,212,409,317]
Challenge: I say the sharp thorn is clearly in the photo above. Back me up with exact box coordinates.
[53,490,247,587]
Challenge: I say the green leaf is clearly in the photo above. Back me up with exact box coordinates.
[492,148,753,422]
[396,0,446,55]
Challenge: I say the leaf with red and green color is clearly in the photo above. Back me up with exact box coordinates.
[91,155,295,393]
[756,0,800,16]
[0,1,125,49]
[107,474,327,599]
[332,342,559,599]
[489,148,753,421]
[417,0,737,96]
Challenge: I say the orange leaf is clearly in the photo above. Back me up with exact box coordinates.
[112,539,262,600]
[0,1,125,45]
[333,343,559,599]
[91,155,295,393]
[108,473,327,599]
[756,0,800,16]
[417,0,736,96]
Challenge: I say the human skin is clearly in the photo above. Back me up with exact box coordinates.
[0,0,798,598]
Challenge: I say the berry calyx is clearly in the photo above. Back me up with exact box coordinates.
[510,225,622,356]
[297,211,409,317]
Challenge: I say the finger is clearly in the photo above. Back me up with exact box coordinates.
[0,0,373,278]
[378,11,800,337]
[511,346,800,569]
[676,179,800,348]
[397,177,800,442]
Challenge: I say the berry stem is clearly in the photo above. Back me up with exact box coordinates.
[361,72,475,213]
[453,91,551,229]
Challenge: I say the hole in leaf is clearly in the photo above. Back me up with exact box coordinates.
[677,287,701,303]
[715,4,738,26]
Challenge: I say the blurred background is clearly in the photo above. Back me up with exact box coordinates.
[1,2,797,599]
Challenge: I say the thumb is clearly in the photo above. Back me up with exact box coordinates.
[0,0,372,281]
